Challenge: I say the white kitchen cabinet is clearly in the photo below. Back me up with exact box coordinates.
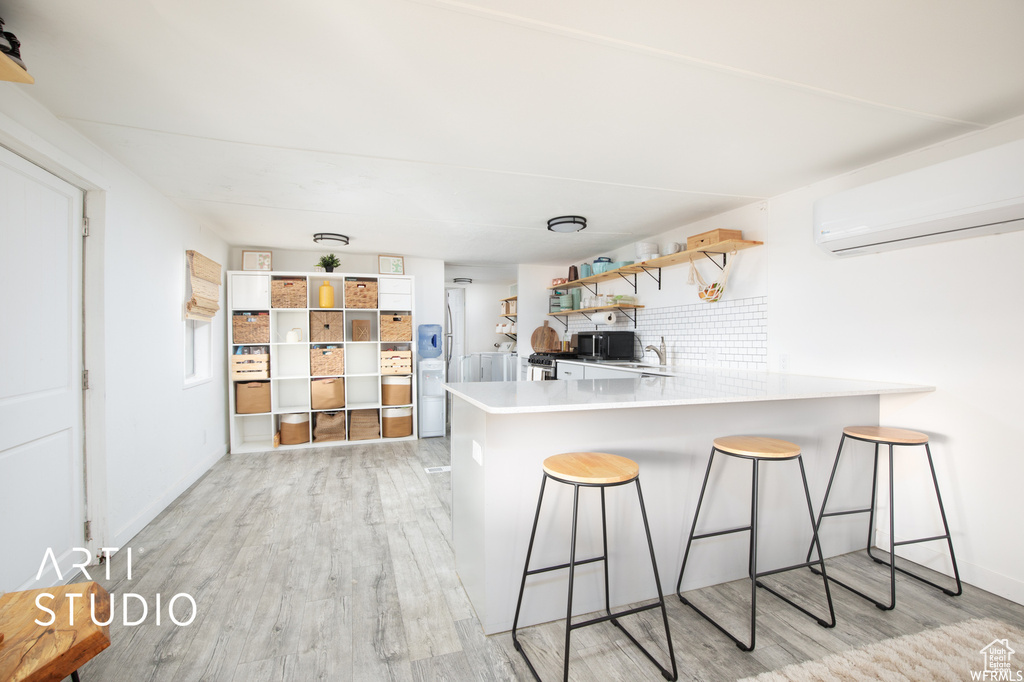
[556,361,583,380]
[583,365,636,380]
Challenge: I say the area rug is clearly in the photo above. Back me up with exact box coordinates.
[741,618,1024,682]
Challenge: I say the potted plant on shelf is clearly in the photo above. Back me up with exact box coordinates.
[317,254,341,273]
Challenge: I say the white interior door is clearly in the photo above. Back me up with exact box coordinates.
[0,147,85,591]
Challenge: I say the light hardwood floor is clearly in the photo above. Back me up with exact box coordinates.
[78,438,1024,681]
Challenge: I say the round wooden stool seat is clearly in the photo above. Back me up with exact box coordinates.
[713,436,801,459]
[843,426,929,445]
[543,452,639,484]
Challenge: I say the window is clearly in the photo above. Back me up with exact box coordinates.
[184,256,213,385]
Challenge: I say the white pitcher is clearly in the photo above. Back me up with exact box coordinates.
[286,328,302,343]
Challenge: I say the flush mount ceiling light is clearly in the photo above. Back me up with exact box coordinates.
[313,232,350,245]
[547,215,587,233]
[453,277,473,284]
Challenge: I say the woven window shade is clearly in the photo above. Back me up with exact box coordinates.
[185,250,222,321]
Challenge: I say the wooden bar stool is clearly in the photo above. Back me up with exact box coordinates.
[674,436,836,651]
[512,452,677,682]
[809,426,962,610]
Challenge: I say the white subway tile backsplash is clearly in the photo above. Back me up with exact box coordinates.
[564,296,768,371]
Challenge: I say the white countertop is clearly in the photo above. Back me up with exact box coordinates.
[444,367,932,414]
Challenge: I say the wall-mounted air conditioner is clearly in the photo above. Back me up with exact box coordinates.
[814,139,1024,256]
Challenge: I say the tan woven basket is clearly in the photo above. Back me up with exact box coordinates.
[345,278,378,309]
[380,313,412,342]
[313,412,346,442]
[349,409,381,441]
[310,346,345,376]
[380,350,413,374]
[309,311,344,342]
[271,278,307,308]
[382,413,413,438]
[232,313,270,344]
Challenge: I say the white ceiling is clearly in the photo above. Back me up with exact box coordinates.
[7,0,1024,266]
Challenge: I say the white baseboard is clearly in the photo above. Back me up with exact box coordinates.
[876,530,1024,606]
[111,443,227,548]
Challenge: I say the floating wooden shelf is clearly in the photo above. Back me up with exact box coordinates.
[548,239,763,290]
[0,52,33,84]
[548,303,645,317]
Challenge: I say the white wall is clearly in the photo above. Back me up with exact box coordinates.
[767,117,1024,604]
[460,282,514,353]
[517,264,567,353]
[0,84,230,548]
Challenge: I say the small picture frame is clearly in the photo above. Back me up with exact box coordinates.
[378,255,405,275]
[242,250,273,271]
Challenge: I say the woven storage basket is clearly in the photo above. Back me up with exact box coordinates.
[310,377,345,410]
[310,346,345,376]
[381,375,412,405]
[345,278,378,309]
[271,278,307,308]
[380,313,412,342]
[313,411,346,442]
[232,312,270,344]
[349,409,380,441]
[279,414,310,445]
[230,353,270,380]
[309,311,344,342]
[380,350,413,375]
[351,319,372,342]
[235,381,270,414]
[382,407,413,438]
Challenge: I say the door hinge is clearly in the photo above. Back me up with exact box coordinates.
[84,520,92,542]
[82,217,90,237]
[82,369,90,390]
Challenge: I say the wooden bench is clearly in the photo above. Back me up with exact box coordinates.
[0,581,111,682]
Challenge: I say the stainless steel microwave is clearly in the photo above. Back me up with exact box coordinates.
[577,331,635,360]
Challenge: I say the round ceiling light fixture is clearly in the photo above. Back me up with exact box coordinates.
[453,277,473,284]
[313,232,350,245]
[547,215,587,233]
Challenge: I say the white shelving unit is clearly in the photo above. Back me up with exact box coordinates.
[227,271,417,453]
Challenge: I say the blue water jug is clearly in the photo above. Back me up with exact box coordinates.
[418,324,442,358]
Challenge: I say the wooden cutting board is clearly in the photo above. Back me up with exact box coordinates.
[530,320,560,352]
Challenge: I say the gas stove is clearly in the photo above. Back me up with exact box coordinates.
[527,352,578,367]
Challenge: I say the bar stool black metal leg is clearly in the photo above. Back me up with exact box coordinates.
[798,456,836,626]
[863,444,897,608]
[866,445,882,564]
[601,487,612,619]
[619,478,678,680]
[806,434,847,567]
[562,483,581,682]
[675,448,716,598]
[745,459,759,652]
[924,443,963,596]
[758,456,836,627]
[512,474,549,680]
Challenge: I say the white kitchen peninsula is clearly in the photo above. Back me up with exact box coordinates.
[444,369,931,635]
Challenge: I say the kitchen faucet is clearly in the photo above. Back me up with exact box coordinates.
[644,336,666,365]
